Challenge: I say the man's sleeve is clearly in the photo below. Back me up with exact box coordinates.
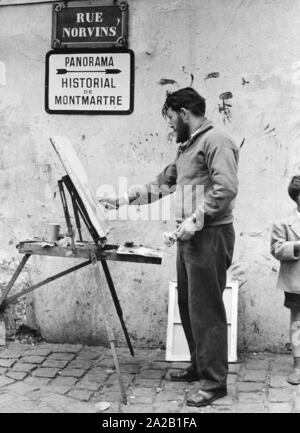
[127,162,177,205]
[195,134,239,223]
[271,221,299,261]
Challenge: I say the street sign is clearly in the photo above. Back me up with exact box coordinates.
[52,1,129,49]
[45,49,134,115]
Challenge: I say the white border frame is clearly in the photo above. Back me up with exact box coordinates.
[228,279,239,362]
[166,279,239,363]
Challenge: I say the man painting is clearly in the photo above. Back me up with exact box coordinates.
[99,87,239,406]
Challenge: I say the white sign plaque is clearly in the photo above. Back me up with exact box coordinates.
[45,49,134,114]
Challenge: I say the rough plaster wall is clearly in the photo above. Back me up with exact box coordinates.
[1,0,300,350]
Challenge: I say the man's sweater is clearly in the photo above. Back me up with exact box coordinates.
[128,119,239,226]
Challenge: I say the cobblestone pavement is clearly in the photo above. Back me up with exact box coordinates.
[0,342,299,413]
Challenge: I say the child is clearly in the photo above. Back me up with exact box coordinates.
[271,176,300,385]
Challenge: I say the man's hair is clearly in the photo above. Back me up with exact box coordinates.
[288,176,300,202]
[162,87,206,118]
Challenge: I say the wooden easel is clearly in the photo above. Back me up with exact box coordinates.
[0,175,162,404]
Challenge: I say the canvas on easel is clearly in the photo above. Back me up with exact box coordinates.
[166,280,239,363]
[50,135,111,240]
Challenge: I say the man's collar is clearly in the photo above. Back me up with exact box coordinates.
[178,118,213,152]
[190,118,207,140]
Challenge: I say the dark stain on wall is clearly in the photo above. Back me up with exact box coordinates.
[252,124,277,140]
[251,320,262,335]
[218,91,233,123]
[263,124,276,135]
[190,73,194,87]
[158,78,178,86]
[239,138,246,149]
[219,91,233,101]
[204,72,220,80]
[242,77,250,86]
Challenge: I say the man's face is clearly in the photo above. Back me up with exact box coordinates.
[167,108,190,143]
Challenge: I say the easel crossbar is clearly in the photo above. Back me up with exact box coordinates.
[0,259,91,309]
[0,254,31,308]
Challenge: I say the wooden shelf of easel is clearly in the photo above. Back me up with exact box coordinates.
[18,240,162,265]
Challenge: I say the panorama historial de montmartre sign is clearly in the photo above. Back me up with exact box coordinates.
[45,50,134,114]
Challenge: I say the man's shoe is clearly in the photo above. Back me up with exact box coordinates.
[170,367,198,382]
[186,388,227,407]
[287,368,300,385]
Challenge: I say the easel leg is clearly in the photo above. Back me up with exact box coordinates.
[91,253,127,405]
[101,260,134,357]
[0,254,31,309]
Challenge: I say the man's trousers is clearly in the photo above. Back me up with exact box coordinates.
[176,224,235,391]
